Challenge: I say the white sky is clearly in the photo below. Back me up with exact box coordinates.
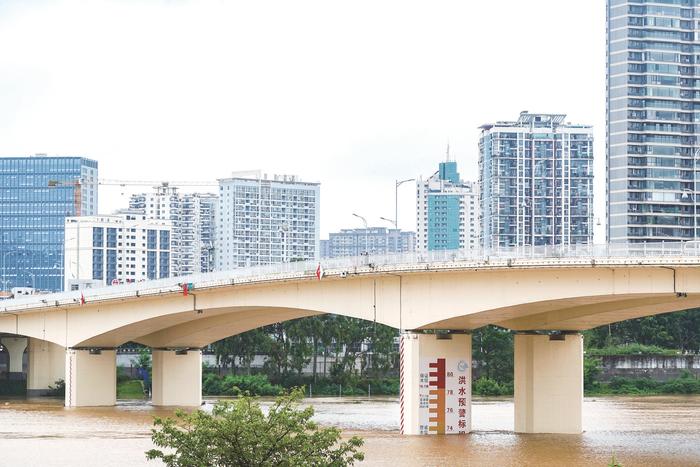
[0,0,606,240]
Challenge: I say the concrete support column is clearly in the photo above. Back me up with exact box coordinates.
[400,332,472,435]
[65,348,116,407]
[1,337,27,374]
[27,338,65,397]
[152,349,202,407]
[514,333,583,434]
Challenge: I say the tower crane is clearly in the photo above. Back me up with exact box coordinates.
[98,179,218,188]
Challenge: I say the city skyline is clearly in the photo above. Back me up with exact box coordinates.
[0,1,607,239]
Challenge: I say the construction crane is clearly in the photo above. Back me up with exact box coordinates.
[97,171,261,189]
[97,179,218,201]
[98,179,218,188]
[47,178,82,216]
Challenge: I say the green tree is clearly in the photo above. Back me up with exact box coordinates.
[146,389,364,466]
[585,309,700,353]
[330,317,369,382]
[364,322,398,378]
[583,356,601,391]
[264,322,291,378]
[132,347,152,371]
[472,326,514,384]
[212,329,271,375]
[285,319,313,376]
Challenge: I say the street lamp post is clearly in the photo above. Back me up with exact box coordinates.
[352,213,368,255]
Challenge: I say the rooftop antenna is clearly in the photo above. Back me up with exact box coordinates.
[446,140,451,162]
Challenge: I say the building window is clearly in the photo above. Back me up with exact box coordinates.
[92,227,104,247]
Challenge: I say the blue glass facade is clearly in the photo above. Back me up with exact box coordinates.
[0,156,98,292]
[607,0,700,242]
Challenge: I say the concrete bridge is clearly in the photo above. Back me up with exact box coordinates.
[1,243,699,435]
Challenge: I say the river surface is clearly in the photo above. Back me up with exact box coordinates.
[0,395,698,466]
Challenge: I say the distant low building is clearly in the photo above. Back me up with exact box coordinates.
[63,211,172,290]
[322,228,415,258]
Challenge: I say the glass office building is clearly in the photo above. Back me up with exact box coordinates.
[0,156,98,292]
[607,0,700,242]
[479,112,594,248]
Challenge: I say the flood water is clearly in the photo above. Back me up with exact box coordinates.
[0,395,698,466]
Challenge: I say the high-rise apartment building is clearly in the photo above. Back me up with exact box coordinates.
[607,1,699,242]
[479,112,594,248]
[416,160,478,251]
[129,186,217,275]
[321,228,415,258]
[215,174,320,269]
[63,211,172,290]
[0,155,98,292]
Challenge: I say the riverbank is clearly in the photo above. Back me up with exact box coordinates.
[116,371,700,400]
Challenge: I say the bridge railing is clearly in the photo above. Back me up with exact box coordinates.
[2,241,700,310]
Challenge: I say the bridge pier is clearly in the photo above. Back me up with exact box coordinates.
[514,333,583,434]
[152,349,202,407]
[400,332,472,435]
[65,348,116,407]
[27,338,65,397]
[1,336,26,376]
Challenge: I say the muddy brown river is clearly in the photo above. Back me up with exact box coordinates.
[0,395,698,466]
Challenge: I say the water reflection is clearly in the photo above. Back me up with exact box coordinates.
[0,396,697,466]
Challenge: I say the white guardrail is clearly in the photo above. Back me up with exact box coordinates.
[3,242,700,312]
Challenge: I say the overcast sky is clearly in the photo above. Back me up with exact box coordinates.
[0,0,606,240]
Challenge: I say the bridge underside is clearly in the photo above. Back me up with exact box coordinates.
[420,293,700,331]
[79,306,321,348]
[55,293,700,349]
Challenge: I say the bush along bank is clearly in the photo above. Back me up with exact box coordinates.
[472,377,513,396]
[202,373,400,397]
[587,371,700,396]
[201,373,518,397]
[202,374,283,396]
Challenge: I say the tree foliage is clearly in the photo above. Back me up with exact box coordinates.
[146,389,364,466]
[584,308,700,352]
[472,326,514,384]
[210,316,399,386]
